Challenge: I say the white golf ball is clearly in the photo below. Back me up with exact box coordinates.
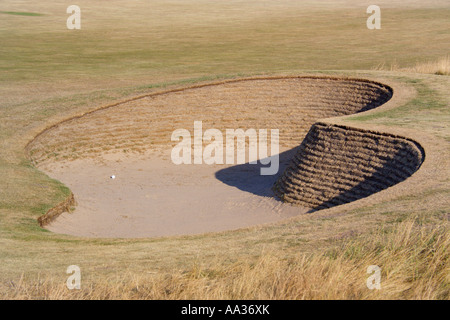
[110,175,116,179]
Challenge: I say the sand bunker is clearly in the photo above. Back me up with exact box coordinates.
[26,76,422,238]
[39,151,304,238]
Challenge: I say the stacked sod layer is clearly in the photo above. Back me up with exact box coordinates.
[27,77,393,166]
[273,122,425,210]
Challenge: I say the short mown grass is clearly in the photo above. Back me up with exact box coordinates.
[349,79,447,121]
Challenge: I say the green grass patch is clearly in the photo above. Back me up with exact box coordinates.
[0,11,44,16]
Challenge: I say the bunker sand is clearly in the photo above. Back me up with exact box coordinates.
[41,149,305,238]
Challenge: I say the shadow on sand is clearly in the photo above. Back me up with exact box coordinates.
[214,147,299,199]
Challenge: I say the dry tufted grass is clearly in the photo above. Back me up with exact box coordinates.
[1,218,448,300]
[374,56,450,76]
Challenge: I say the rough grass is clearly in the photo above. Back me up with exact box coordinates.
[1,218,448,299]
[374,56,450,76]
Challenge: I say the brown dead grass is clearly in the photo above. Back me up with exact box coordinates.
[1,218,448,300]
[374,56,450,76]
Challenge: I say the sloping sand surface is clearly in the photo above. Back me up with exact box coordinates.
[42,150,306,238]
